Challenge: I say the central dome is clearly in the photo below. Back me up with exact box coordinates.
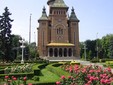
[47,0,55,5]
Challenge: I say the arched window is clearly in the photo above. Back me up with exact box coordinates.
[49,48,53,57]
[68,48,72,57]
[54,48,58,57]
[64,48,67,57]
[57,28,63,34]
[59,48,62,57]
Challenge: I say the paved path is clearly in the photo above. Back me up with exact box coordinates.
[76,60,113,73]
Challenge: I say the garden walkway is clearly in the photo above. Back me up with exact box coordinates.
[76,60,113,73]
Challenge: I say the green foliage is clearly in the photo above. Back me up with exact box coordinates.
[34,69,41,76]
[11,35,22,60]
[28,42,38,60]
[0,69,4,74]
[52,63,63,67]
[58,65,113,85]
[101,34,113,58]
[0,72,34,79]
[32,76,39,81]
[38,63,48,69]
[0,7,13,61]
[90,58,99,63]
[47,64,70,77]
[109,37,113,58]
[80,34,113,60]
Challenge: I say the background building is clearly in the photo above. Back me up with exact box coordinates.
[37,0,80,61]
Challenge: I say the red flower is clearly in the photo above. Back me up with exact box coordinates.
[56,81,61,85]
[5,76,9,79]
[13,77,17,80]
[61,75,65,80]
[88,80,92,84]
[23,76,27,81]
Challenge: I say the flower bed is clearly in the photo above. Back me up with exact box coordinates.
[56,65,113,85]
[3,75,32,85]
[4,63,33,74]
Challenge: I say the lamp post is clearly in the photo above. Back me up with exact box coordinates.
[19,39,25,64]
[96,33,98,60]
[83,43,87,61]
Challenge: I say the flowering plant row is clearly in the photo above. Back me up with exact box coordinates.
[56,65,113,85]
[4,63,33,74]
[4,75,32,85]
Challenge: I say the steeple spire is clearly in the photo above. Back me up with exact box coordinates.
[69,7,79,22]
[38,6,48,21]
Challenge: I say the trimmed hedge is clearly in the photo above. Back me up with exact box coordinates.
[0,72,34,79]
[33,63,48,76]
[52,63,63,67]
[46,63,70,77]
[13,59,48,63]
[0,69,4,74]
[38,63,48,69]
[34,69,41,76]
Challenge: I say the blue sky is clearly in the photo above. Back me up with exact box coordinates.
[0,0,113,43]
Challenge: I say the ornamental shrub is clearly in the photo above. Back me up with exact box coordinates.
[32,76,39,81]
[56,65,113,85]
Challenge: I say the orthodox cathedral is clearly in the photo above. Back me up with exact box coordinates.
[37,0,80,60]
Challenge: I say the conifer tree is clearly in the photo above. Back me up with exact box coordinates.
[0,7,13,62]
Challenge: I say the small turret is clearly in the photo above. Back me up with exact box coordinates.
[38,6,48,21]
[69,7,79,22]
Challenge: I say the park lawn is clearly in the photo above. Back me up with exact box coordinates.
[39,69,60,82]
[27,69,60,84]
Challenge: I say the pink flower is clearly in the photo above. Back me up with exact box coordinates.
[5,76,9,79]
[100,79,105,84]
[88,80,92,84]
[23,76,27,81]
[61,75,65,79]
[12,76,14,78]
[89,70,94,73]
[56,81,61,85]
[13,77,17,80]
[106,67,111,72]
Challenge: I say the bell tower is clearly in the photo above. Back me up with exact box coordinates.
[38,7,49,57]
[48,0,69,43]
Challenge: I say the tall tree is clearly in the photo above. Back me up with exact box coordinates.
[11,35,22,60]
[109,37,113,58]
[0,7,13,62]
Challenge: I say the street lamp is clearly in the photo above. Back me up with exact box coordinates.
[96,33,99,60]
[83,43,87,61]
[19,38,25,64]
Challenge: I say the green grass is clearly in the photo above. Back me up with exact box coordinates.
[46,64,70,77]
[32,63,40,70]
[26,67,60,84]
[0,63,70,84]
[39,69,60,82]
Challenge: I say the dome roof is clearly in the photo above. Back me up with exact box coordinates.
[47,0,55,5]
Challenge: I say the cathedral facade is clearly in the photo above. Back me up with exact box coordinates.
[37,0,80,60]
